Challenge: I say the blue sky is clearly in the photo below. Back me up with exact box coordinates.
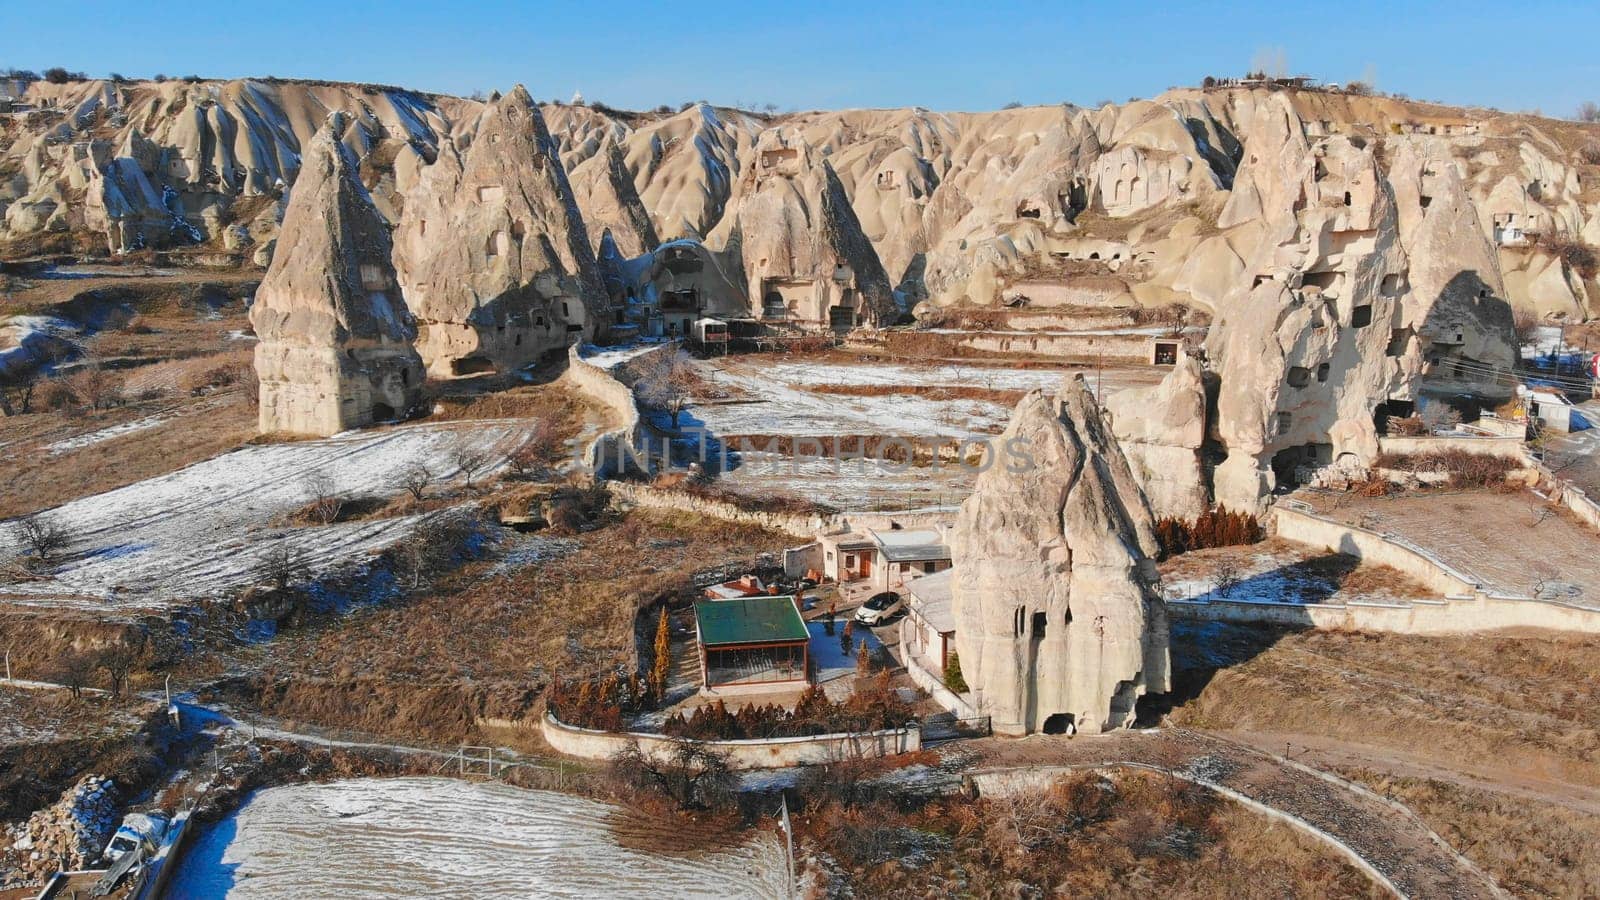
[3,1,1597,116]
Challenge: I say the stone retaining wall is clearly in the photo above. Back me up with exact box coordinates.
[1376,434,1531,462]
[540,713,920,770]
[1170,593,1600,634]
[1200,504,1600,634]
[563,344,677,478]
[1272,505,1479,596]
[605,480,955,540]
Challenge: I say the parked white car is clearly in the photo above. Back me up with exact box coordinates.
[853,591,904,626]
[102,812,169,863]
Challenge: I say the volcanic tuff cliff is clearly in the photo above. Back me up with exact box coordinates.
[250,112,424,436]
[392,85,609,377]
[6,77,1595,327]
[950,375,1172,736]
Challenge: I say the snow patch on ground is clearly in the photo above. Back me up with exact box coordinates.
[166,777,788,899]
[45,414,172,454]
[0,421,537,610]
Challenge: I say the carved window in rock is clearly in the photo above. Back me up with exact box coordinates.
[511,221,527,246]
[1287,366,1312,388]
[1351,304,1374,328]
[1316,363,1331,382]
[1014,607,1025,639]
[359,263,387,291]
[1380,273,1404,296]
[1031,612,1048,640]
[1276,411,1293,435]
[477,185,505,203]
[486,230,507,258]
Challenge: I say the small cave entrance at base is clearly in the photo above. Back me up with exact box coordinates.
[1270,443,1332,491]
[370,402,396,422]
[451,356,496,377]
[1372,398,1415,435]
[1041,713,1077,735]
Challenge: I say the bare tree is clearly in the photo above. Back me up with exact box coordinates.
[1420,402,1463,433]
[97,645,137,698]
[608,738,734,811]
[506,420,562,480]
[65,365,122,411]
[1,374,38,416]
[635,350,700,430]
[54,651,94,700]
[258,542,309,591]
[1577,101,1600,123]
[302,472,344,525]
[452,440,490,488]
[396,463,433,501]
[14,512,70,562]
[1212,558,1243,598]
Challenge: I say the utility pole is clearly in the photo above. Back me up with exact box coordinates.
[779,794,796,900]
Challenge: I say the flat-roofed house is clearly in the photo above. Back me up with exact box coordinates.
[819,527,952,592]
[693,595,811,693]
[869,528,952,591]
[901,569,956,675]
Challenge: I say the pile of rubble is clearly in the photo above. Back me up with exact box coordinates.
[2,775,118,886]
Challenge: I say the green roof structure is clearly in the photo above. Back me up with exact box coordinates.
[694,595,808,647]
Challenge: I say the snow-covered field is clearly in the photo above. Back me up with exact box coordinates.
[167,778,788,899]
[0,421,536,610]
[44,414,173,454]
[690,358,1158,440]
[716,451,971,511]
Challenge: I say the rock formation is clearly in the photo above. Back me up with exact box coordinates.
[950,375,1171,736]
[1196,94,1516,510]
[1105,353,1211,520]
[715,134,899,329]
[1,78,445,256]
[250,112,424,436]
[392,86,608,377]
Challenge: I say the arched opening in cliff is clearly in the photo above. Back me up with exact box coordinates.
[1041,713,1076,735]
[1372,398,1414,434]
[1270,443,1331,491]
[370,402,396,422]
[451,356,496,376]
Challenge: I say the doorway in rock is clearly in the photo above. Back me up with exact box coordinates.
[1372,398,1415,435]
[370,402,396,422]
[1270,443,1332,491]
[1041,713,1076,735]
[451,356,496,376]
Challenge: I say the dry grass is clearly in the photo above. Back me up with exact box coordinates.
[1170,625,1600,787]
[801,769,1383,898]
[0,387,254,518]
[1339,769,1600,899]
[227,509,791,745]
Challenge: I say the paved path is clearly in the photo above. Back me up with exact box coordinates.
[963,727,1504,900]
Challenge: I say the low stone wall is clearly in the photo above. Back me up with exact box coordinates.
[605,480,956,540]
[540,713,921,770]
[944,329,1153,363]
[1272,505,1479,596]
[1553,480,1600,532]
[563,344,677,478]
[1209,504,1600,634]
[1376,434,1531,463]
[1170,593,1600,635]
[605,480,829,539]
